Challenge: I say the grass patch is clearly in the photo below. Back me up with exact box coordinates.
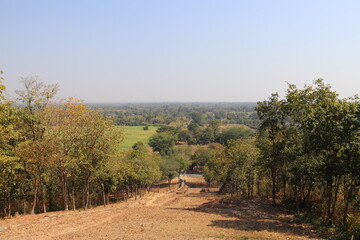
[118,126,159,150]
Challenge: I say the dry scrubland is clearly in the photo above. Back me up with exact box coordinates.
[0,175,322,240]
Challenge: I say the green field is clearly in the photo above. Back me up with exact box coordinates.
[118,126,159,150]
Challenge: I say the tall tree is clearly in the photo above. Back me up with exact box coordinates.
[0,71,22,217]
[256,93,287,205]
[15,76,59,214]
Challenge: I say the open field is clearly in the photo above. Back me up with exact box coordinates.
[118,126,159,150]
[0,175,323,240]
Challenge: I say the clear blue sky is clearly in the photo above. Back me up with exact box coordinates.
[1,0,360,102]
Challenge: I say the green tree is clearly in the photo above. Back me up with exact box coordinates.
[159,157,179,188]
[148,132,177,156]
[217,127,254,145]
[191,147,214,168]
[190,111,204,125]
[256,93,287,205]
[204,139,258,196]
[0,71,23,217]
[285,80,360,221]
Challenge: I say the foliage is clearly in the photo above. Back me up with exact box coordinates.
[148,132,177,156]
[255,79,360,237]
[90,102,260,128]
[204,139,258,196]
[217,127,254,145]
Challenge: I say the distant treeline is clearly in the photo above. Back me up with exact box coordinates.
[88,102,260,128]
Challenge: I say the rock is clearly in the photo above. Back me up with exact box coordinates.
[0,226,8,231]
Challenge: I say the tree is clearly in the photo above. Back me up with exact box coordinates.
[15,76,59,214]
[256,93,287,205]
[159,157,179,188]
[148,132,177,156]
[190,111,204,125]
[0,71,23,217]
[285,80,360,221]
[156,126,179,135]
[191,147,214,168]
[204,139,258,196]
[217,127,254,145]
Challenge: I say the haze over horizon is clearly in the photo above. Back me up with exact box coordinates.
[1,0,360,103]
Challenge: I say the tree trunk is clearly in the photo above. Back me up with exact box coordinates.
[72,186,76,211]
[101,182,106,207]
[295,186,300,214]
[7,190,11,218]
[84,175,90,210]
[41,177,46,213]
[330,177,340,218]
[61,171,68,211]
[31,176,39,215]
[126,185,129,202]
[325,179,333,220]
[271,168,277,205]
[21,183,27,214]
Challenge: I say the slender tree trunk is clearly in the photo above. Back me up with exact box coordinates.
[343,183,351,227]
[84,175,90,210]
[126,185,129,202]
[41,178,46,213]
[250,173,254,197]
[72,186,76,211]
[7,190,11,218]
[31,176,39,215]
[22,183,27,214]
[331,177,340,217]
[304,182,313,206]
[82,189,85,210]
[247,174,251,199]
[271,168,277,205]
[61,171,68,211]
[295,186,300,214]
[325,179,333,219]
[101,182,106,207]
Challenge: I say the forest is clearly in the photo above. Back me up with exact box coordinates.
[0,72,359,238]
[89,102,260,129]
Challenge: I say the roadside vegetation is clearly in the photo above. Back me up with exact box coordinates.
[203,80,360,239]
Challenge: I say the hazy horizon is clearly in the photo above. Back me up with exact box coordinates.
[1,1,360,102]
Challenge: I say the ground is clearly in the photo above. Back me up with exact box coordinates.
[0,175,323,240]
[118,125,159,150]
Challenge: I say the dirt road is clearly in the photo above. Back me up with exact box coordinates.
[0,175,322,240]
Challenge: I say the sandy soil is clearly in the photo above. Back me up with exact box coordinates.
[0,174,323,240]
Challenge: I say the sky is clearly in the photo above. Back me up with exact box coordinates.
[1,0,360,102]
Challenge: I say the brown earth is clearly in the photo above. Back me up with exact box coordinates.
[0,175,323,240]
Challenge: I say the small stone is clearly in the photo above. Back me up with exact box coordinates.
[0,226,9,231]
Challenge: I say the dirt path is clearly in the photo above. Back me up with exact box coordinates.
[0,175,323,240]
